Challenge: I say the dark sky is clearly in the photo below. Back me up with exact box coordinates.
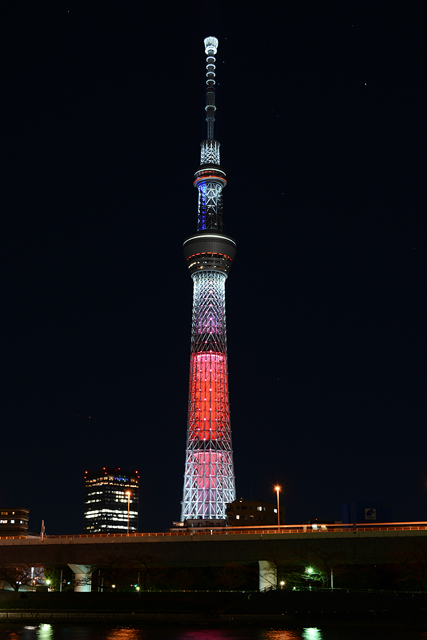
[1,0,426,534]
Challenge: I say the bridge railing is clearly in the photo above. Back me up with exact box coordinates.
[2,521,424,541]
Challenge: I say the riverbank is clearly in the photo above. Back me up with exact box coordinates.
[1,610,427,628]
[0,589,426,626]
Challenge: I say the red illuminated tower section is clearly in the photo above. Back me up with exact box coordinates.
[181,37,236,522]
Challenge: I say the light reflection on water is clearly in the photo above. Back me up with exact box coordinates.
[259,629,321,640]
[106,629,146,640]
[37,624,53,640]
[260,628,301,640]
[302,631,322,640]
[2,624,427,640]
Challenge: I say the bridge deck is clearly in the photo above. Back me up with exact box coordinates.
[1,523,426,567]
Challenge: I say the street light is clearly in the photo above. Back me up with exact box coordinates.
[125,491,131,535]
[305,566,314,591]
[275,485,281,527]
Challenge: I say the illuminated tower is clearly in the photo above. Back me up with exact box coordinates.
[181,37,236,522]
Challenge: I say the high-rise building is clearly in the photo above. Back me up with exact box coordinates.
[181,37,236,523]
[83,467,139,533]
[0,508,29,537]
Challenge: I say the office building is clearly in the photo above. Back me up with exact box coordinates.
[226,500,285,526]
[83,467,139,533]
[342,501,392,524]
[0,508,29,536]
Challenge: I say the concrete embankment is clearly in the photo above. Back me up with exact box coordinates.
[0,590,426,625]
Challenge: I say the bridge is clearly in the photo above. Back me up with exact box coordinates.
[1,523,426,591]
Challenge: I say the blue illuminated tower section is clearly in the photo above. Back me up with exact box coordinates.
[181,37,236,522]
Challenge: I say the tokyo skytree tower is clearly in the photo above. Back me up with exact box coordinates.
[181,37,236,522]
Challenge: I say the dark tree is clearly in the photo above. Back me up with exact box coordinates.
[0,564,37,591]
[390,540,427,590]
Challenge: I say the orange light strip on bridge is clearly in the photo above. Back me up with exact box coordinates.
[3,521,427,540]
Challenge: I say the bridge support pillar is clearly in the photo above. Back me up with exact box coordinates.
[258,560,277,591]
[68,564,92,592]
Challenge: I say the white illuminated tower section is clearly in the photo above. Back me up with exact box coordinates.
[181,37,236,522]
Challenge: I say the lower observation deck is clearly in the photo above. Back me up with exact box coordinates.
[183,231,236,275]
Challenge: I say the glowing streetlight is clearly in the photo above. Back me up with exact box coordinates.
[125,491,131,535]
[275,485,281,527]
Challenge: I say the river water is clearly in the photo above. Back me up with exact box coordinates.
[0,624,427,640]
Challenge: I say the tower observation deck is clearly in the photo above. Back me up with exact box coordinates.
[181,37,236,523]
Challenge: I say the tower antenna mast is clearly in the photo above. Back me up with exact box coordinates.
[204,36,217,142]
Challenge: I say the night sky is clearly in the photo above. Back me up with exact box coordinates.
[2,1,426,534]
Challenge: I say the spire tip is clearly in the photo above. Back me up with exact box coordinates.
[204,37,218,55]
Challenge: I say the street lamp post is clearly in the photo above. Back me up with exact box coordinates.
[275,485,281,527]
[125,491,131,535]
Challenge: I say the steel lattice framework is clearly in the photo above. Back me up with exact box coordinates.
[181,37,236,523]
